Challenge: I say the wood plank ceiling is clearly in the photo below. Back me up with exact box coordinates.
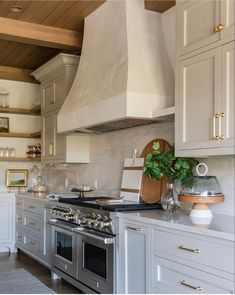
[0,0,175,83]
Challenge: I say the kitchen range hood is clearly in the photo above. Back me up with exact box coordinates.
[57,0,174,134]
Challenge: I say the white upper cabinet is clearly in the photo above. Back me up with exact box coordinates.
[175,0,234,157]
[221,0,235,39]
[32,53,90,164]
[175,41,234,156]
[177,0,234,57]
[42,109,90,163]
[175,47,221,153]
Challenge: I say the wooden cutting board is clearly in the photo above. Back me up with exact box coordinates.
[140,138,170,204]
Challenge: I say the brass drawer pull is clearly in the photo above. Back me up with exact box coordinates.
[214,23,224,32]
[126,226,142,231]
[179,245,200,253]
[181,280,202,291]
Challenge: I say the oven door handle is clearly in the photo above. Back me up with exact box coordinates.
[47,219,74,232]
[73,228,115,245]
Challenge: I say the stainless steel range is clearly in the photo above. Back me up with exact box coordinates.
[46,201,119,294]
[46,197,162,293]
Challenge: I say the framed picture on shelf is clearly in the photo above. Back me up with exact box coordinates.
[0,117,9,133]
[6,169,28,188]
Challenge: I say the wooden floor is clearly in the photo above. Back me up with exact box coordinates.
[0,251,81,294]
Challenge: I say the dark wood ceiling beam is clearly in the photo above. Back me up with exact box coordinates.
[145,0,175,13]
[0,16,82,51]
[0,65,39,84]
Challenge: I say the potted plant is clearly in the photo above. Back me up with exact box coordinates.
[143,141,198,212]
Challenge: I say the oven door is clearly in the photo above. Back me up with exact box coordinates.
[74,228,115,294]
[49,220,77,278]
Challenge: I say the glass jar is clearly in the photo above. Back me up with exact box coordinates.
[161,182,180,213]
[0,89,9,108]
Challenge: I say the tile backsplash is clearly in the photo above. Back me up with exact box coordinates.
[41,122,235,216]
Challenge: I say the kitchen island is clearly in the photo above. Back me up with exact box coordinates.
[117,210,235,294]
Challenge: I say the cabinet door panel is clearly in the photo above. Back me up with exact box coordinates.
[177,0,220,55]
[176,47,221,151]
[118,221,150,294]
[54,76,66,106]
[42,82,54,110]
[221,41,234,148]
[0,198,14,244]
[42,113,55,158]
[221,0,235,39]
[54,110,66,160]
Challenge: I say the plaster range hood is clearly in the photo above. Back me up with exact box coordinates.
[57,0,174,134]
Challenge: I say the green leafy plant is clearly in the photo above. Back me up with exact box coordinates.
[143,141,198,188]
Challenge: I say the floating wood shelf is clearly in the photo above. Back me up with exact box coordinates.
[0,157,41,162]
[0,106,41,116]
[0,131,41,138]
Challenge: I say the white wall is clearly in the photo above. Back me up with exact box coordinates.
[0,79,41,191]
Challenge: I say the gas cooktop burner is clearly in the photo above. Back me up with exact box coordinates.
[58,197,162,212]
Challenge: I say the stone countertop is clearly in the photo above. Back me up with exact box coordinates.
[15,192,50,202]
[118,210,235,242]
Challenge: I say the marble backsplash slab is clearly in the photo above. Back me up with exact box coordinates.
[41,122,234,216]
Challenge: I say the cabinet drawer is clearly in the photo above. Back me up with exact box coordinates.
[24,200,44,216]
[24,234,42,256]
[153,256,234,294]
[153,229,234,274]
[16,210,23,226]
[15,228,24,245]
[16,198,23,210]
[23,213,43,236]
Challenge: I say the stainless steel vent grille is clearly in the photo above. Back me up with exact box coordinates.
[85,118,157,133]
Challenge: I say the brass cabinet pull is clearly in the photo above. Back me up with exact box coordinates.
[181,280,202,291]
[214,23,224,32]
[179,245,200,253]
[49,143,54,156]
[126,226,142,231]
[218,112,225,140]
[212,113,220,140]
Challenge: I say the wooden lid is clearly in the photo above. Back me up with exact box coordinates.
[140,138,170,204]
[178,194,224,204]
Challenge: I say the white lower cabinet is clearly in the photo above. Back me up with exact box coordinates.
[153,256,234,294]
[15,195,50,267]
[0,194,15,253]
[117,220,151,294]
[118,216,234,294]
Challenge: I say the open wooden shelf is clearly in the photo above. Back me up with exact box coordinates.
[0,157,41,162]
[0,106,41,116]
[0,131,41,138]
